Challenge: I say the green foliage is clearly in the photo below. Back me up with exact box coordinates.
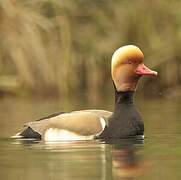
[0,0,180,99]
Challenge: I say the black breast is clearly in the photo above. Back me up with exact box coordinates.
[98,91,144,139]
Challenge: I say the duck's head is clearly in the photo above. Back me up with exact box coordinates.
[111,45,157,92]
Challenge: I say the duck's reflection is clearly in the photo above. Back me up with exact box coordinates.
[106,138,144,180]
[12,138,144,180]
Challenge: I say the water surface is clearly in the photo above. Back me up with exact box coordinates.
[0,97,181,180]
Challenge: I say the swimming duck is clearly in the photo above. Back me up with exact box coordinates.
[13,45,157,141]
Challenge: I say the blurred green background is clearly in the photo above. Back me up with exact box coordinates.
[0,0,180,101]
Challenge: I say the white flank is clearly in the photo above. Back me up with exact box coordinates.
[44,128,94,141]
[100,117,106,130]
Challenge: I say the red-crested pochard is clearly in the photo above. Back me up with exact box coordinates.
[13,45,157,141]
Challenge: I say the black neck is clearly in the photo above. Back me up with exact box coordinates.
[114,90,134,105]
[113,82,134,105]
[113,90,134,115]
[112,82,135,114]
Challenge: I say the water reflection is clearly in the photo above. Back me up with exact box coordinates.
[105,138,144,180]
[11,138,144,180]
[1,97,181,180]
[10,139,110,180]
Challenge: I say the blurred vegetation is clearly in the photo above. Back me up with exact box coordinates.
[0,0,181,100]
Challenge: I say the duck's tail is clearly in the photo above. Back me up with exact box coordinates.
[11,126,41,139]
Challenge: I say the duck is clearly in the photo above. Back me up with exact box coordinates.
[12,45,157,141]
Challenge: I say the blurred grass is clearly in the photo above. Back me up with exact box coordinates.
[0,0,180,100]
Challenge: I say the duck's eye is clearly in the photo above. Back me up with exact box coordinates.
[128,60,133,64]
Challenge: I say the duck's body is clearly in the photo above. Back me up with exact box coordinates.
[18,110,112,141]
[13,45,157,141]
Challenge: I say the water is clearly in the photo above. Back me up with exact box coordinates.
[0,97,181,180]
